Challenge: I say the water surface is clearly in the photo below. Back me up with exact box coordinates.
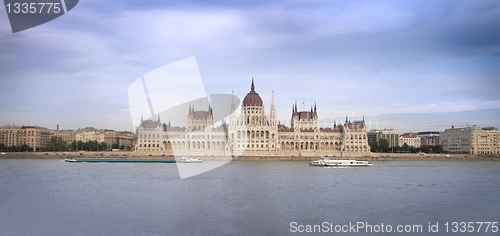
[0,160,498,235]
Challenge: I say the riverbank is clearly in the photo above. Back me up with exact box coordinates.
[0,151,499,161]
[232,154,500,161]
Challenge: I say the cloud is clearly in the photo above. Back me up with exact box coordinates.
[0,0,499,131]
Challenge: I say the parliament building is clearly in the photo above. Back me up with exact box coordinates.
[135,79,371,157]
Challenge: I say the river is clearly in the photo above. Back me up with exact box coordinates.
[0,160,498,235]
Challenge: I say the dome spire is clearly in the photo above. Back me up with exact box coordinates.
[243,77,263,107]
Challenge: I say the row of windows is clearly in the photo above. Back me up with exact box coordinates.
[279,142,343,150]
[240,144,270,148]
[244,107,263,111]
[140,127,161,131]
[139,134,161,139]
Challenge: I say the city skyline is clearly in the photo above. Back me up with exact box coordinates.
[1,1,499,133]
[1,100,498,135]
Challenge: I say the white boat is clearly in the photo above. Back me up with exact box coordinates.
[180,156,202,163]
[310,157,372,167]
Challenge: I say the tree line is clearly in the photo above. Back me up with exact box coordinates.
[369,138,444,153]
[0,137,132,152]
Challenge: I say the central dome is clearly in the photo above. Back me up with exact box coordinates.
[242,79,263,107]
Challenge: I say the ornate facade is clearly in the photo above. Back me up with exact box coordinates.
[135,79,371,157]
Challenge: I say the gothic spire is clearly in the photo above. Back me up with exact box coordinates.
[230,90,235,109]
[230,90,237,121]
[270,90,277,120]
[251,78,255,91]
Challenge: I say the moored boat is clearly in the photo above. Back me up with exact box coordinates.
[64,158,177,163]
[180,156,202,163]
[310,157,372,167]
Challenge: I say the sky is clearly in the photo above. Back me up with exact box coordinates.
[0,0,499,133]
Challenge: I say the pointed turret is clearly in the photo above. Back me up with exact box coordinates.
[230,90,238,126]
[314,102,317,117]
[230,90,235,111]
[270,90,277,125]
[292,101,299,118]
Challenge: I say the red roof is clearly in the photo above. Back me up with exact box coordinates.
[295,111,313,120]
[140,120,162,128]
[346,121,365,130]
[277,124,291,132]
[243,91,263,107]
[192,111,211,120]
